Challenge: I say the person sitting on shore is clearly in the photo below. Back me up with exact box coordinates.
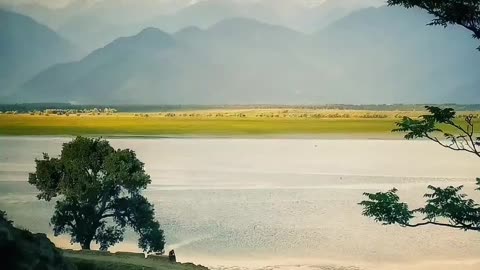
[168,249,176,263]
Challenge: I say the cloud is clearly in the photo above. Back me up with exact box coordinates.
[0,0,74,9]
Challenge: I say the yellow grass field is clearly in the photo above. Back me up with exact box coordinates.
[0,109,478,137]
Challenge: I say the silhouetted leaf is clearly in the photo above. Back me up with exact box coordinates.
[359,189,414,226]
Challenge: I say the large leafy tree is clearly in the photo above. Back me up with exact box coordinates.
[360,1,480,232]
[28,137,165,253]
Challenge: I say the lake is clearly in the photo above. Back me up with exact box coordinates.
[0,137,479,270]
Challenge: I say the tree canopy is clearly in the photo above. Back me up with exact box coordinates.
[387,0,480,49]
[360,107,480,232]
[394,106,479,156]
[28,137,165,253]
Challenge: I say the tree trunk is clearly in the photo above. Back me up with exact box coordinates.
[81,239,92,250]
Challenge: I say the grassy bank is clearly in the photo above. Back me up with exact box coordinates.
[0,115,402,137]
[64,250,208,270]
[0,109,478,137]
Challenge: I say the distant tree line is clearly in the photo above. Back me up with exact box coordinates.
[2,103,480,114]
[0,103,210,113]
[0,108,117,116]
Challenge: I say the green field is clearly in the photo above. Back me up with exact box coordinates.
[0,109,478,137]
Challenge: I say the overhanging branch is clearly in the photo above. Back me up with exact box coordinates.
[405,221,480,231]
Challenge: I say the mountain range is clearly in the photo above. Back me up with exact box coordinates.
[2,4,480,104]
[2,0,383,53]
[0,9,77,96]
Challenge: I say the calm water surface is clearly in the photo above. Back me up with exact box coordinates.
[0,137,479,270]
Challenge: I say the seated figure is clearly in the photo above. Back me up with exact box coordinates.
[168,249,176,263]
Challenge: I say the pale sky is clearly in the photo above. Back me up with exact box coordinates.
[0,0,384,10]
[1,0,74,8]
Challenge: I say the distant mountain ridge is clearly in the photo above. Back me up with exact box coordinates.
[0,9,77,96]
[2,0,382,53]
[10,5,480,104]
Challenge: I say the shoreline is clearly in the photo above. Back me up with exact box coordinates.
[60,247,480,270]
[0,133,407,140]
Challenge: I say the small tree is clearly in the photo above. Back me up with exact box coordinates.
[28,137,165,253]
[360,106,480,232]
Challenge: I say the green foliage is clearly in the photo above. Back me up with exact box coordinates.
[393,106,455,139]
[360,189,413,226]
[28,136,165,253]
[394,106,480,157]
[387,0,480,49]
[420,185,480,230]
[361,107,480,232]
[360,184,480,231]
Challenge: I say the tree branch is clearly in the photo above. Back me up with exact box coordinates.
[448,120,480,157]
[415,2,480,39]
[425,133,478,155]
[405,221,480,231]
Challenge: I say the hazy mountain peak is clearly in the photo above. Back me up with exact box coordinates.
[119,27,175,48]
[137,27,169,37]
[0,8,43,28]
[176,25,204,34]
[78,26,175,65]
[208,17,300,36]
[174,25,205,40]
[210,17,268,29]
[0,8,76,95]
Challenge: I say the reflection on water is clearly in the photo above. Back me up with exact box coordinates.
[0,137,479,270]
